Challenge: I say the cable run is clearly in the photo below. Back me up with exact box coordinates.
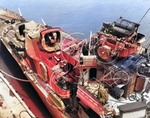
[138,8,150,24]
[120,0,135,17]
[128,0,147,20]
[0,69,31,82]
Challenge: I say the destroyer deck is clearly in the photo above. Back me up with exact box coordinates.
[0,72,35,118]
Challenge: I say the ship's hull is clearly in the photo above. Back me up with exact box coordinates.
[1,38,69,118]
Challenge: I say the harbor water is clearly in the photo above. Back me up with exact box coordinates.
[1,0,150,39]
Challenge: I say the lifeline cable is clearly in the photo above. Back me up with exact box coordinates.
[0,69,31,82]
[139,8,150,24]
[128,0,148,20]
[120,0,135,17]
[0,72,36,118]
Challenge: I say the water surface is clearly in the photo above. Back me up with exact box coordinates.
[1,0,150,39]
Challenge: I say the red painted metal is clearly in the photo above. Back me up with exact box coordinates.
[99,35,138,58]
[40,28,61,36]
[51,75,71,99]
[119,46,137,57]
[77,85,107,116]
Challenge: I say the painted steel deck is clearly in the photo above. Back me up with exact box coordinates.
[0,72,35,118]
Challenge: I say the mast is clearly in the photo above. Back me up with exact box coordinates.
[139,8,150,59]
[18,8,26,22]
[88,31,92,56]
[143,31,150,51]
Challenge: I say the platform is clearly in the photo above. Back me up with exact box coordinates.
[0,72,35,118]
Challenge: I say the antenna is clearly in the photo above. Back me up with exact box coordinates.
[143,31,150,54]
[138,8,150,24]
[88,31,92,56]
[41,19,52,29]
[18,8,22,16]
[18,8,26,22]
[142,31,150,63]
[41,19,46,25]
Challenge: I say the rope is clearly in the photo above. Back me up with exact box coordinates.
[139,8,150,24]
[128,0,148,20]
[0,69,31,82]
[120,0,135,17]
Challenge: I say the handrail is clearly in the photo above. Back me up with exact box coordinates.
[0,6,21,19]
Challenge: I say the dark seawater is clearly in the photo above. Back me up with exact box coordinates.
[1,0,150,117]
[1,0,150,39]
